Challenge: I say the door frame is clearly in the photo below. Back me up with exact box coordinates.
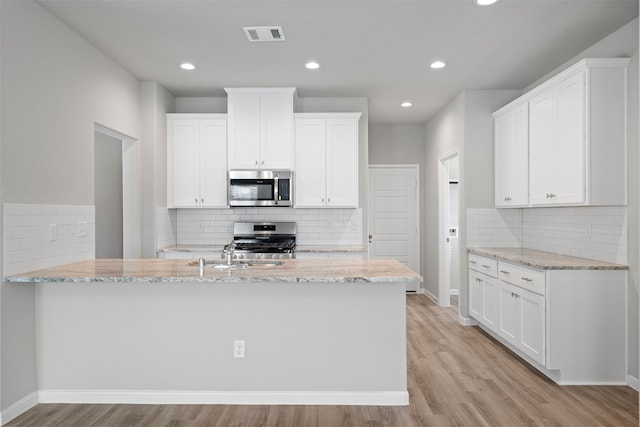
[367,164,420,277]
[438,151,459,308]
[94,123,141,258]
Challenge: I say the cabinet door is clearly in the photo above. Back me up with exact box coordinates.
[294,119,327,207]
[498,281,520,347]
[529,89,555,205]
[519,287,546,365]
[169,120,199,207]
[482,274,498,332]
[553,72,585,205]
[227,92,261,169]
[261,92,293,169]
[199,119,228,207]
[530,72,586,206]
[325,119,358,207]
[469,270,484,320]
[495,103,529,207]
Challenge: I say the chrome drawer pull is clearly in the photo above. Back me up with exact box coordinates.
[481,264,491,269]
[521,277,533,282]
[469,261,477,264]
[500,270,510,274]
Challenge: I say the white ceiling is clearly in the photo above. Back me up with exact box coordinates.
[36,0,638,124]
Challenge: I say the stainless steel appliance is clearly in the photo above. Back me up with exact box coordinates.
[224,222,296,260]
[228,170,292,207]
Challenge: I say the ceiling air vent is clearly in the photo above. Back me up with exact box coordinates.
[243,26,286,42]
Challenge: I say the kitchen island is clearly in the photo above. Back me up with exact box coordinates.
[6,259,421,406]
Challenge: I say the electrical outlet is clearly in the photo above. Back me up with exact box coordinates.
[49,224,57,241]
[78,221,87,237]
[234,340,245,358]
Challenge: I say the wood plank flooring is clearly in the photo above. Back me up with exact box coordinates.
[6,295,638,426]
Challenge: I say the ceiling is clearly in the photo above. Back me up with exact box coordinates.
[36,0,638,124]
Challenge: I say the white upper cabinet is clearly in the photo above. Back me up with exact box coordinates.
[530,71,586,205]
[167,114,228,208]
[494,58,629,208]
[494,101,529,207]
[226,88,295,170]
[294,113,361,208]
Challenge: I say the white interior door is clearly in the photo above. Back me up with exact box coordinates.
[368,165,419,292]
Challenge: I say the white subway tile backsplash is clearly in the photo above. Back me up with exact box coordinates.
[468,206,628,265]
[467,208,522,248]
[4,203,96,276]
[174,207,363,247]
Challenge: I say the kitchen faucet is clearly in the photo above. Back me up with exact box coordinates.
[224,241,236,266]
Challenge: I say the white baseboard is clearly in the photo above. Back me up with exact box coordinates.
[627,375,639,391]
[1,391,39,425]
[458,315,478,326]
[418,288,439,304]
[38,390,409,406]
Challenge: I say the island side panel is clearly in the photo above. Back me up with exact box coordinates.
[35,281,407,400]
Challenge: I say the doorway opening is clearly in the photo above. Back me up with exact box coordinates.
[94,124,140,259]
[438,152,460,308]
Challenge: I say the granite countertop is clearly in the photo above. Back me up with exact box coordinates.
[468,247,627,270]
[5,259,422,284]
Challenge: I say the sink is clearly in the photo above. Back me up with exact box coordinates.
[189,260,284,269]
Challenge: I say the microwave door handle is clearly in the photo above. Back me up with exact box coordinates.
[274,175,279,205]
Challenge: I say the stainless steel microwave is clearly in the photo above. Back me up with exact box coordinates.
[228,170,293,207]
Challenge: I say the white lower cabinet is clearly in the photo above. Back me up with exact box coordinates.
[498,279,545,365]
[468,254,498,332]
[469,252,627,384]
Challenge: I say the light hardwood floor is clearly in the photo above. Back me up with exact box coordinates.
[6,295,638,426]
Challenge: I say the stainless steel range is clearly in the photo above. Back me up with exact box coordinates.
[224,222,296,260]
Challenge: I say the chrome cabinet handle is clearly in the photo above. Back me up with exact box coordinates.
[500,270,510,274]
[469,261,477,264]
[521,277,533,282]
[504,196,511,202]
[481,264,491,269]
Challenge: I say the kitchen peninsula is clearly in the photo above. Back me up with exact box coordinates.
[6,259,420,406]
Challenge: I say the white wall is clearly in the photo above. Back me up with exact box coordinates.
[423,93,466,301]
[141,82,176,258]
[0,0,142,416]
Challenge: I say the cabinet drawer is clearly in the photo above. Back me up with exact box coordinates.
[469,254,498,277]
[498,262,546,296]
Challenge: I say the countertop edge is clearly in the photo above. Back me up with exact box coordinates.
[468,247,628,271]
[6,276,422,284]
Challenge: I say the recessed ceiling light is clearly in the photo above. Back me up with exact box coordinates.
[401,102,413,108]
[473,0,500,6]
[430,60,447,69]
[180,62,196,71]
[305,61,320,70]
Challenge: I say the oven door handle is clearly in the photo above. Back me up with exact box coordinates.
[274,174,280,205]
